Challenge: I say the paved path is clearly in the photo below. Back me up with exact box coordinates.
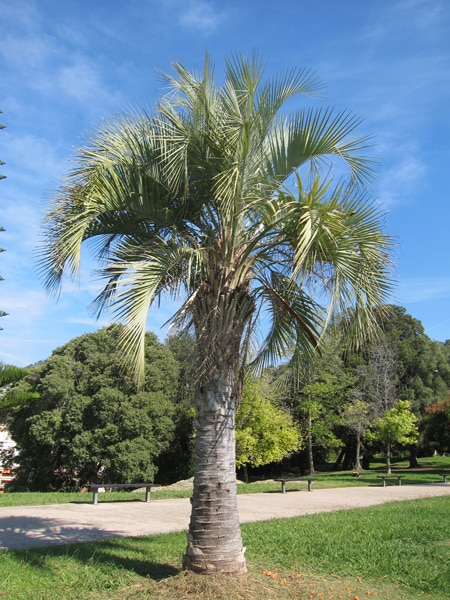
[1,483,449,550]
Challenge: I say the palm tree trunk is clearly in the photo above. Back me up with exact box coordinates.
[183,373,247,575]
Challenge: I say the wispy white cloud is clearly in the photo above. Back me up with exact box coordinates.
[56,58,124,109]
[2,288,49,327]
[377,156,427,208]
[393,0,445,31]
[66,317,112,328]
[0,33,56,71]
[399,277,450,303]
[1,5,124,119]
[178,1,225,34]
[0,1,41,30]
[4,133,67,183]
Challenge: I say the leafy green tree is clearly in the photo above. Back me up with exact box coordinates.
[345,306,450,465]
[6,326,178,490]
[39,55,393,574]
[0,363,29,387]
[373,306,450,413]
[156,332,197,483]
[278,331,355,474]
[340,398,372,470]
[235,378,301,481]
[421,396,450,453]
[369,400,418,473]
[0,363,34,422]
[295,373,348,473]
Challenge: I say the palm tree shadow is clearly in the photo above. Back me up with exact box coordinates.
[23,540,179,580]
[0,515,180,581]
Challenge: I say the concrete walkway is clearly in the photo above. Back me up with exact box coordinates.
[1,483,449,550]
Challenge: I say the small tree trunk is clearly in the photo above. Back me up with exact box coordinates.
[333,447,345,471]
[307,412,315,475]
[183,375,247,575]
[386,442,392,474]
[354,432,362,471]
[409,445,419,468]
[238,465,249,483]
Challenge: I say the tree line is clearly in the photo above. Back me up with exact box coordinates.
[1,304,449,490]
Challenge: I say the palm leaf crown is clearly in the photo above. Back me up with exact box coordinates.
[40,54,393,382]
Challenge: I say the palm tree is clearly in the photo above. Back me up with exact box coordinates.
[40,54,393,575]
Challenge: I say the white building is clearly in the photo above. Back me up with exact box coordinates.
[0,425,16,464]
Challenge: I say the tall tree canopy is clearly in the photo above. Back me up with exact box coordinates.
[373,305,450,412]
[422,396,450,453]
[40,54,393,575]
[344,305,450,463]
[5,326,178,491]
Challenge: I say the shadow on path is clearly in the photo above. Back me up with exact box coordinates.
[1,516,180,581]
[0,514,127,550]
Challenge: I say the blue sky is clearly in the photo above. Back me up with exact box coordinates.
[1,0,449,367]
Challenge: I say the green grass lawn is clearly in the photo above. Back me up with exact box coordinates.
[1,456,448,506]
[0,496,448,599]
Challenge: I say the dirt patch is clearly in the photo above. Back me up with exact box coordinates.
[161,477,255,492]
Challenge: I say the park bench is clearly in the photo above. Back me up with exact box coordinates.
[87,483,160,505]
[377,475,404,487]
[438,473,448,483]
[274,477,315,493]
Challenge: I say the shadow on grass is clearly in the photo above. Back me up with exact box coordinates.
[16,538,180,580]
[1,519,181,581]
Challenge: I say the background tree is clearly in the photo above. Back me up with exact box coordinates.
[0,363,29,388]
[356,340,398,417]
[40,55,393,575]
[295,376,344,474]
[344,306,450,464]
[340,398,371,470]
[0,362,33,430]
[235,377,301,482]
[5,326,178,490]
[157,331,196,483]
[373,306,450,412]
[368,400,418,473]
[279,331,354,474]
[422,396,450,453]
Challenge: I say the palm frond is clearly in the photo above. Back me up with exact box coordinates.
[251,273,323,373]
[267,107,376,186]
[39,53,394,386]
[102,242,196,381]
[284,174,394,344]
